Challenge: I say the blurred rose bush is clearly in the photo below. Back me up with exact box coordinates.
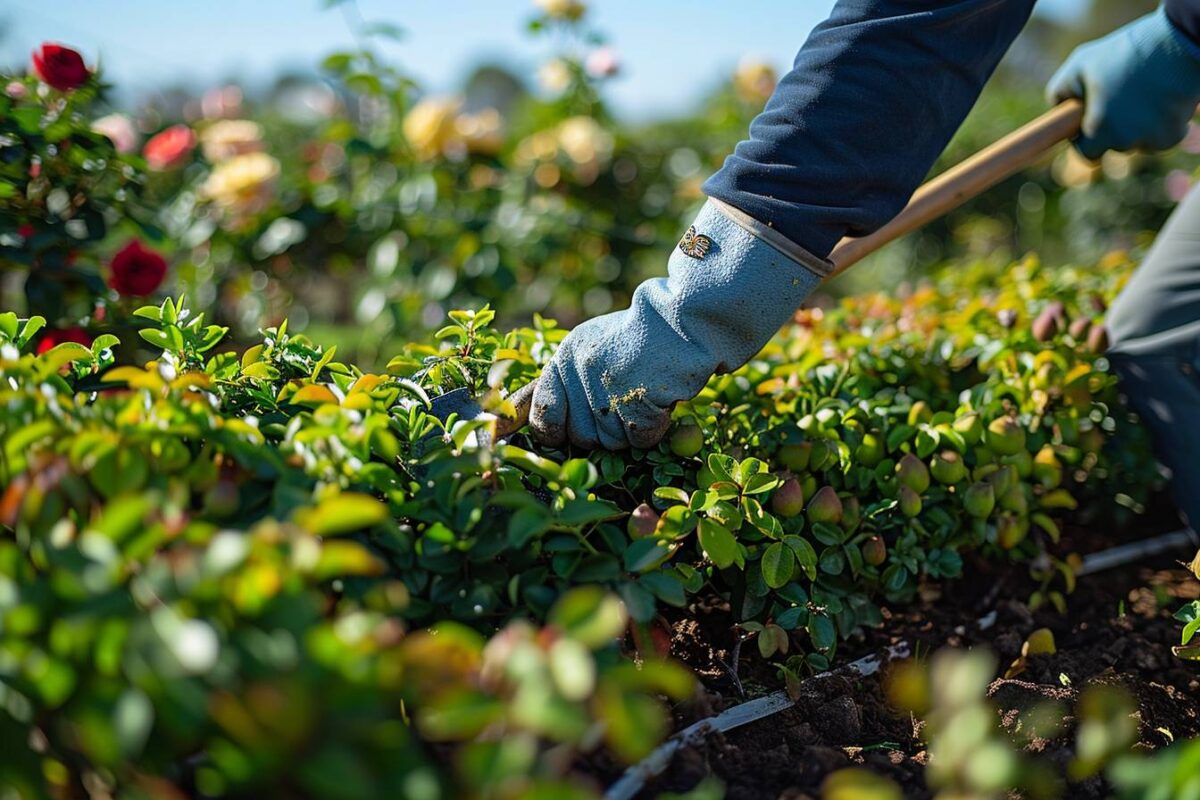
[4,7,1194,367]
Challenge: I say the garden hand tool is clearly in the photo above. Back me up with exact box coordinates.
[425,381,536,447]
[428,100,1084,445]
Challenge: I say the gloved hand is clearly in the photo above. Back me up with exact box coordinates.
[1047,5,1200,160]
[529,199,829,450]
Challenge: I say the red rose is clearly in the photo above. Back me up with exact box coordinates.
[36,326,91,354]
[31,44,89,92]
[109,240,168,297]
[17,224,34,239]
[144,125,196,171]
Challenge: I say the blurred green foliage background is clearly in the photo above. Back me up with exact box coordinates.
[2,0,1190,370]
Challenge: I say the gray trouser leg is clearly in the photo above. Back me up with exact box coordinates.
[1107,184,1200,527]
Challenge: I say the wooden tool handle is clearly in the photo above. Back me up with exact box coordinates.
[826,99,1083,277]
[495,381,537,439]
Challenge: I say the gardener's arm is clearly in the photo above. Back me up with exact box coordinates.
[530,0,1037,449]
[529,0,1035,450]
[703,0,1035,256]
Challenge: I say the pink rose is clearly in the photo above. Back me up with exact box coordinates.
[93,114,139,154]
[585,47,620,79]
[143,125,196,171]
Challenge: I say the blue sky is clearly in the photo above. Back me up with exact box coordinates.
[3,0,1086,119]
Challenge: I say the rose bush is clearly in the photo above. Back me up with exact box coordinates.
[4,17,1195,358]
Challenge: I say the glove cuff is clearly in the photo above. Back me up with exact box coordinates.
[707,197,834,279]
[1160,3,1200,63]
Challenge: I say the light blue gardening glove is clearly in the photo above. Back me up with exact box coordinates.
[529,199,830,450]
[1047,5,1200,161]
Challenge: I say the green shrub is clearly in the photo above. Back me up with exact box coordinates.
[0,246,1165,795]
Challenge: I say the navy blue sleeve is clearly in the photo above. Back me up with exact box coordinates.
[702,0,1036,258]
[1166,0,1200,47]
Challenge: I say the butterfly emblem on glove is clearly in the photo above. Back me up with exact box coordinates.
[678,226,713,260]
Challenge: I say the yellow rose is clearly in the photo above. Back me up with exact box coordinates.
[534,0,585,20]
[403,96,463,160]
[199,119,264,162]
[455,108,505,156]
[734,57,777,104]
[556,116,612,167]
[537,59,572,94]
[201,152,280,214]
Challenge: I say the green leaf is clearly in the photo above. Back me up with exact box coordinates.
[742,472,781,495]
[734,457,767,485]
[697,518,737,569]
[776,605,808,630]
[459,739,537,789]
[242,361,280,381]
[653,486,690,505]
[597,687,668,763]
[39,342,92,371]
[499,445,561,481]
[808,614,836,652]
[1183,617,1200,647]
[618,582,657,623]
[706,453,735,484]
[138,328,171,349]
[818,547,845,576]
[743,497,783,539]
[639,572,686,607]
[886,424,916,452]
[882,564,909,593]
[760,542,795,589]
[0,311,17,339]
[114,689,154,758]
[507,506,551,548]
[556,497,622,527]
[132,305,162,322]
[549,587,627,648]
[811,522,845,546]
[91,494,154,542]
[17,316,45,347]
[624,538,674,573]
[91,334,120,354]
[321,52,354,73]
[294,493,388,536]
[785,535,818,581]
[656,505,697,539]
[311,345,338,380]
[417,689,504,740]
[559,458,598,490]
[915,428,939,458]
[313,541,386,580]
[1173,600,1200,624]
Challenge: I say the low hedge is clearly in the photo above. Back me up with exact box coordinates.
[0,252,1165,796]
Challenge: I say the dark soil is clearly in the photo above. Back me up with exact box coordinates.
[634,510,1200,799]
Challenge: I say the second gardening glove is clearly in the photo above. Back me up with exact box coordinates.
[529,199,830,450]
[1047,5,1200,160]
